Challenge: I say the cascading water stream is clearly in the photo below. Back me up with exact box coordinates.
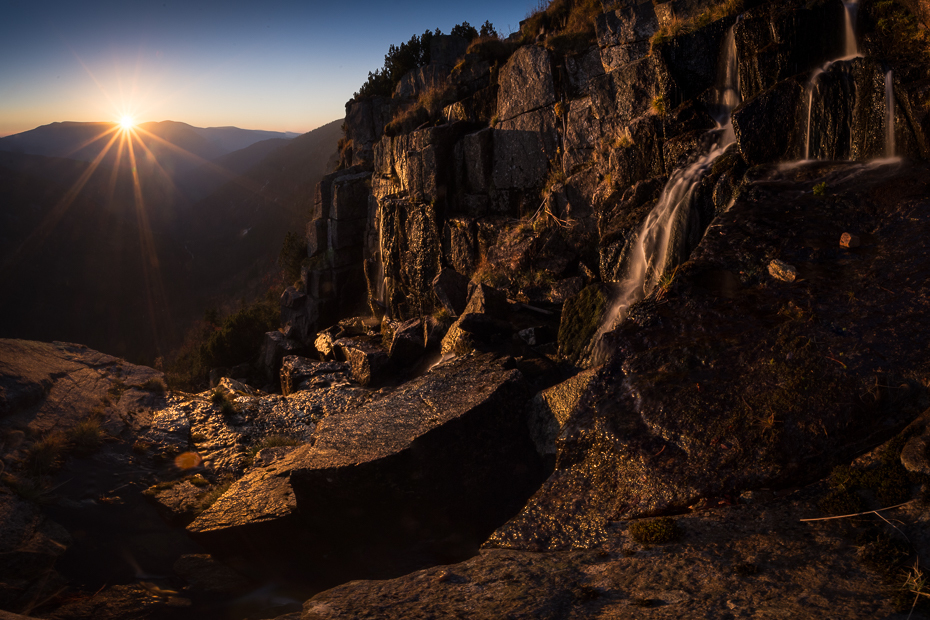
[885,70,895,158]
[588,27,741,364]
[803,0,861,160]
[376,206,386,306]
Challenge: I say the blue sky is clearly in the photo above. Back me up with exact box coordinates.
[0,0,536,136]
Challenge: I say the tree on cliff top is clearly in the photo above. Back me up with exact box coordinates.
[353,22,486,101]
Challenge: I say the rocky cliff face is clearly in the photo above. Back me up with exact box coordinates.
[284,0,930,349]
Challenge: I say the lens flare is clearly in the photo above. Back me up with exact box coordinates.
[119,115,135,130]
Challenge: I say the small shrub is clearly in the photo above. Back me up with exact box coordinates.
[384,104,430,137]
[27,432,68,475]
[654,266,679,301]
[813,182,828,197]
[432,306,453,327]
[68,415,106,456]
[649,1,743,51]
[140,378,166,393]
[194,480,233,515]
[628,516,681,544]
[870,0,930,61]
[211,389,239,417]
[521,0,602,47]
[651,95,667,117]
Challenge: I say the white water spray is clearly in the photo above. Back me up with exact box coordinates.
[588,28,741,364]
[885,70,895,158]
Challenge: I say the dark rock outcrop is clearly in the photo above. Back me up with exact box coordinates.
[489,160,930,552]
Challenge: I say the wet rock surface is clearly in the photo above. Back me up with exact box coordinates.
[491,160,930,551]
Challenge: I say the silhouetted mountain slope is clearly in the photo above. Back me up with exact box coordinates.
[0,153,189,359]
[176,137,292,202]
[0,121,299,177]
[0,119,341,363]
[192,126,299,153]
[181,118,343,291]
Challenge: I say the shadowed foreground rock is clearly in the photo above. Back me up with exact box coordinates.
[300,481,912,620]
[188,353,546,587]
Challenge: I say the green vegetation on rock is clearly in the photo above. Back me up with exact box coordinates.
[558,284,607,364]
[628,517,681,544]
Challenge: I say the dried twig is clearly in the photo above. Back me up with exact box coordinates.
[799,499,915,522]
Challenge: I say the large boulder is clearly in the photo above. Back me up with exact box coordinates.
[257,331,304,382]
[488,160,930,552]
[497,46,556,122]
[187,354,544,585]
[333,337,388,386]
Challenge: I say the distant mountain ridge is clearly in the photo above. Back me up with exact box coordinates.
[0,120,299,168]
[0,118,342,362]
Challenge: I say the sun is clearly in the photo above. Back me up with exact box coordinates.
[119,115,135,130]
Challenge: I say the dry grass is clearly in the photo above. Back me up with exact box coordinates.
[521,0,602,50]
[418,79,456,119]
[27,432,67,475]
[650,0,744,50]
[466,36,517,64]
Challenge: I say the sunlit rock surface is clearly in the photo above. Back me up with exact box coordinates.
[188,353,545,586]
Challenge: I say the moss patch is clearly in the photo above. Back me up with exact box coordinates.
[558,284,608,364]
[628,517,681,545]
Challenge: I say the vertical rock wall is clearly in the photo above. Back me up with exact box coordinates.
[289,0,930,347]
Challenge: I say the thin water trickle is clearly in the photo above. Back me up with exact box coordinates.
[842,0,859,58]
[803,69,824,160]
[802,1,862,161]
[374,204,386,311]
[885,70,895,158]
[588,27,741,365]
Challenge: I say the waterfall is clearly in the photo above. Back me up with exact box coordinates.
[842,0,859,58]
[803,69,824,160]
[885,70,895,158]
[588,27,741,364]
[802,1,862,160]
[376,205,386,305]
